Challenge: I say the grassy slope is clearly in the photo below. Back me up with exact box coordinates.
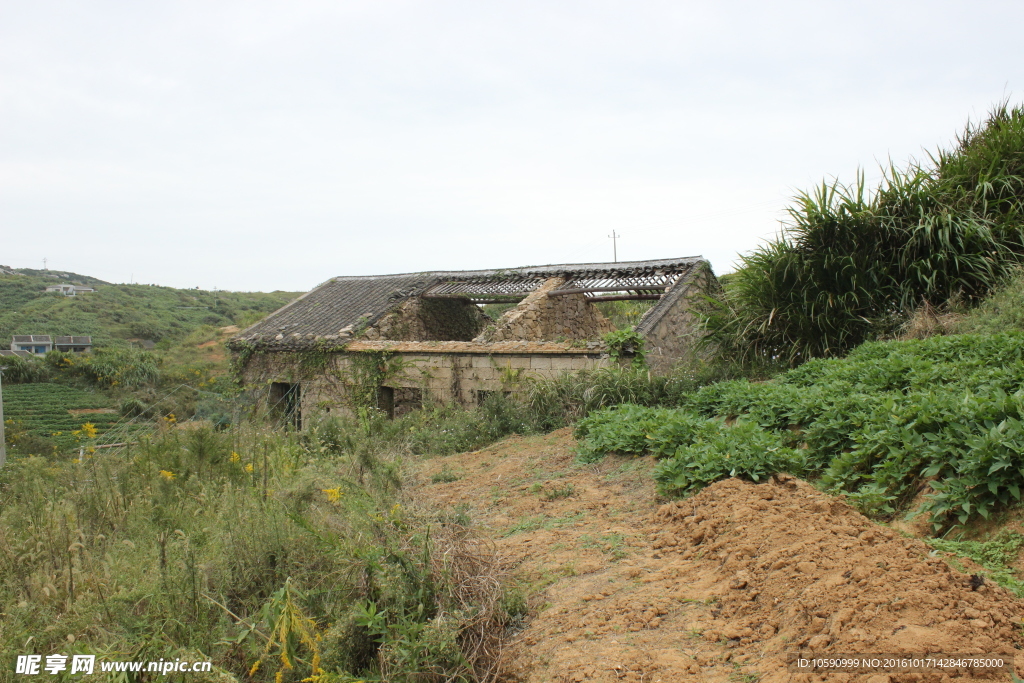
[0,270,299,348]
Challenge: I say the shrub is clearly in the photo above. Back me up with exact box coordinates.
[0,354,49,383]
[574,332,1024,531]
[0,421,511,681]
[703,103,1024,365]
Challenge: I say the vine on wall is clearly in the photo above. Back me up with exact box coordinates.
[602,328,647,369]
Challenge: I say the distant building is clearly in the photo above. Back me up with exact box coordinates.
[0,350,34,358]
[10,335,92,355]
[44,284,96,296]
[11,335,53,355]
[54,336,93,353]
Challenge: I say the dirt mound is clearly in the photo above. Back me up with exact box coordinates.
[413,431,1024,683]
[653,475,1023,681]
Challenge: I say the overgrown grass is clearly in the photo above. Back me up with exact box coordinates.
[0,271,298,348]
[703,103,1024,365]
[0,420,518,682]
[955,266,1024,334]
[928,531,1024,596]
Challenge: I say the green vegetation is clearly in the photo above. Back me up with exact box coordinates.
[2,384,115,447]
[929,531,1024,596]
[955,266,1024,334]
[482,298,655,332]
[601,328,647,369]
[0,419,516,682]
[704,103,1024,365]
[7,100,1024,677]
[593,299,657,330]
[0,269,298,348]
[576,333,1024,532]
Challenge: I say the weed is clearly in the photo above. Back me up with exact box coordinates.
[543,511,587,529]
[0,421,508,682]
[541,482,576,500]
[503,517,544,537]
[928,531,1024,595]
[431,466,460,483]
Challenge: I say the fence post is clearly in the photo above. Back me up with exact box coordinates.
[0,367,7,468]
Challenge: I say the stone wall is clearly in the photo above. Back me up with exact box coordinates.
[639,263,717,373]
[475,277,615,342]
[361,297,488,341]
[240,344,611,420]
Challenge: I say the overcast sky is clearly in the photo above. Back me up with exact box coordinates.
[2,1,1022,291]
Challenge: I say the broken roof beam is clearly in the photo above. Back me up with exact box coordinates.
[585,294,663,302]
[547,285,669,296]
[421,293,529,303]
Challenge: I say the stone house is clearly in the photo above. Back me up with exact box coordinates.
[228,257,716,426]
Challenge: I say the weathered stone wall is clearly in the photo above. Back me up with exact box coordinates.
[361,297,488,341]
[640,264,717,373]
[475,278,615,342]
[238,344,611,420]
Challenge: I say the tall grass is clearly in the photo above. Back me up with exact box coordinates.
[954,266,1024,334]
[704,103,1024,365]
[0,420,514,682]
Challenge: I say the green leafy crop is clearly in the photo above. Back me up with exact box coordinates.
[575,332,1024,531]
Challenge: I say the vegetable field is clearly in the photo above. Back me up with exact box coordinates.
[576,332,1024,532]
[2,383,119,438]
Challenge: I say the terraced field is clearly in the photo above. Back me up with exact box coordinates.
[2,383,120,440]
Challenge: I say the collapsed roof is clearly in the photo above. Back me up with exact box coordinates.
[229,257,709,352]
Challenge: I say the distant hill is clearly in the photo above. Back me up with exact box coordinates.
[0,269,300,349]
[5,266,109,286]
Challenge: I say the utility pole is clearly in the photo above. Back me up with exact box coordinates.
[608,230,619,262]
[0,366,7,468]
[42,257,48,270]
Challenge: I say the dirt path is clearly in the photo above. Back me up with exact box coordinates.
[411,429,1024,682]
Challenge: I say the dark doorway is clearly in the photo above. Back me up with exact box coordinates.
[269,382,302,429]
[394,387,423,418]
[376,386,395,419]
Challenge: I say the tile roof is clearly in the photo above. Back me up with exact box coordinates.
[229,257,708,351]
[0,350,34,358]
[54,336,93,345]
[12,335,52,343]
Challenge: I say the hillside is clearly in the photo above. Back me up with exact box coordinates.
[0,268,299,348]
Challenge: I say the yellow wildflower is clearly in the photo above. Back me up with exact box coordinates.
[322,488,342,503]
[230,451,241,463]
[164,414,177,424]
[159,470,175,480]
[244,464,254,473]
[81,423,98,438]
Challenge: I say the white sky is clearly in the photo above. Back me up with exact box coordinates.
[2,0,1023,291]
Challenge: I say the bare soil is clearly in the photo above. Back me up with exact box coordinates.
[411,428,1024,682]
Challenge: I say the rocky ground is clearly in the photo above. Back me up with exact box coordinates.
[410,428,1024,682]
